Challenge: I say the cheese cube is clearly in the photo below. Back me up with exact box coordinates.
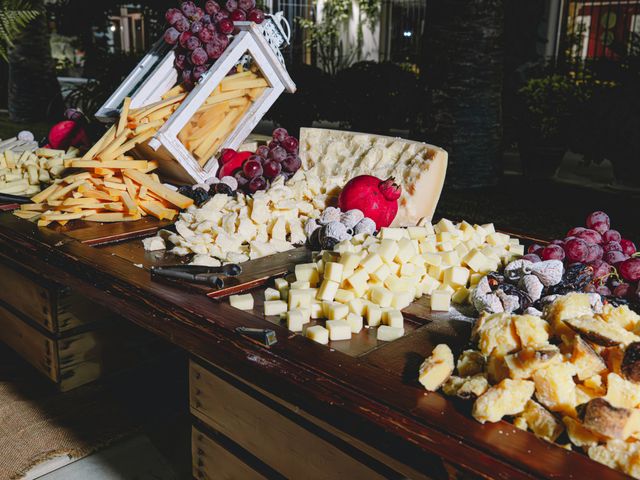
[274,277,288,291]
[482,223,496,234]
[306,325,329,345]
[370,286,393,307]
[443,266,470,288]
[391,291,413,310]
[383,309,404,328]
[229,294,254,310]
[399,263,417,277]
[339,252,363,275]
[316,259,325,274]
[346,312,364,334]
[428,264,446,282]
[326,319,352,340]
[325,302,349,320]
[384,276,414,295]
[377,325,404,341]
[264,288,281,301]
[463,249,491,273]
[324,262,344,282]
[287,309,310,332]
[430,290,452,311]
[420,275,441,295]
[335,289,356,304]
[509,244,525,256]
[379,227,406,240]
[377,241,399,266]
[310,302,324,319]
[366,303,382,326]
[407,226,428,240]
[317,279,340,301]
[264,300,288,316]
[454,242,469,258]
[469,273,483,285]
[291,280,311,290]
[422,252,442,267]
[349,298,368,316]
[345,269,369,297]
[295,263,319,285]
[440,250,460,267]
[436,232,453,243]
[289,289,312,309]
[451,287,470,304]
[370,263,391,283]
[420,239,437,253]
[486,232,509,246]
[395,238,417,263]
[360,253,383,273]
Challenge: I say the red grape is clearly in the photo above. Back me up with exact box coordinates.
[164,27,180,45]
[263,160,281,179]
[255,145,270,158]
[205,41,225,60]
[179,31,193,48]
[247,8,264,24]
[185,35,201,51]
[218,18,234,34]
[219,148,236,164]
[214,10,229,21]
[181,1,198,18]
[619,258,640,282]
[191,47,208,65]
[239,0,256,11]
[273,127,289,143]
[248,175,267,193]
[282,154,302,173]
[281,136,299,153]
[613,283,633,298]
[604,250,628,265]
[243,157,263,179]
[620,239,637,256]
[596,285,611,296]
[226,0,238,11]
[564,238,589,263]
[575,228,602,246]
[590,259,612,281]
[198,27,214,43]
[181,69,193,84]
[230,9,246,21]
[566,226,586,237]
[175,16,191,32]
[166,8,185,25]
[586,211,610,233]
[527,243,543,254]
[174,52,187,69]
[602,229,621,243]
[192,65,208,81]
[541,244,565,261]
[585,244,604,263]
[603,241,622,252]
[233,170,248,187]
[191,20,203,34]
[269,146,287,162]
[215,32,229,49]
[267,139,280,150]
[522,253,541,263]
[551,239,564,246]
[205,0,220,15]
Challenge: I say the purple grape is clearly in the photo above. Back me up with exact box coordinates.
[602,229,622,243]
[268,146,287,162]
[273,127,288,142]
[551,239,564,246]
[590,259,612,281]
[191,47,208,66]
[181,1,198,18]
[248,175,267,193]
[586,211,610,234]
[182,69,193,84]
[243,157,263,179]
[263,160,281,179]
[226,0,238,11]
[522,253,541,263]
[214,10,229,21]
[595,285,611,296]
[585,244,604,263]
[205,42,225,60]
[185,35,201,51]
[175,16,191,32]
[281,136,299,153]
[614,283,633,298]
[164,27,180,45]
[238,0,256,11]
[528,243,543,255]
[575,228,602,246]
[566,227,586,237]
[190,20,203,34]
[247,8,264,24]
[564,238,589,263]
[621,239,637,256]
[541,244,565,261]
[215,32,229,49]
[282,154,302,173]
[166,8,185,25]
[603,250,628,265]
[194,7,204,21]
[205,0,220,15]
[198,27,214,43]
[233,170,249,187]
[192,64,208,81]
[179,31,193,48]
[603,241,622,252]
[255,145,270,158]
[174,52,187,70]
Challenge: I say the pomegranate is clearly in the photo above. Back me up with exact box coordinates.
[217,151,252,178]
[47,120,90,150]
[338,175,401,230]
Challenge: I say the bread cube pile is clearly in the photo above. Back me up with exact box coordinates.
[229,219,524,344]
[419,292,640,478]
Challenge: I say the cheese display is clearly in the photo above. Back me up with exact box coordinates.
[299,128,448,226]
[420,292,640,478]
[0,146,73,197]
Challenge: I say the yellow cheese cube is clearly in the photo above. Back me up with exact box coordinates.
[335,288,356,304]
[509,244,525,256]
[437,241,454,252]
[287,309,310,332]
[391,291,413,310]
[459,220,473,232]
[482,223,496,234]
[430,290,451,311]
[360,252,383,273]
[346,312,363,333]
[339,252,363,276]
[451,286,470,304]
[264,300,288,316]
[295,263,319,285]
[395,238,417,263]
[400,263,418,277]
[317,279,340,302]
[419,239,437,253]
[274,277,288,291]
[377,325,404,341]
[310,302,324,319]
[264,288,281,301]
[420,275,441,295]
[306,325,328,344]
[371,263,392,283]
[384,275,415,294]
[383,309,404,328]
[486,232,509,246]
[443,266,470,288]
[325,302,349,320]
[439,250,460,266]
[463,249,491,273]
[454,242,469,258]
[366,303,382,326]
[229,294,254,310]
[378,239,400,263]
[379,227,406,240]
[349,298,368,316]
[316,258,325,274]
[324,262,344,282]
[370,286,393,307]
[428,264,446,282]
[345,268,369,297]
[289,289,312,309]
[326,319,351,340]
[469,273,483,285]
[290,280,311,290]
[436,231,453,243]
[435,218,457,234]
[423,252,442,266]
[407,226,428,240]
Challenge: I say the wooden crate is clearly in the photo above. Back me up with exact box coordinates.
[189,359,442,480]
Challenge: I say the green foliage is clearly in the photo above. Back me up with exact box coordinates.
[0,0,38,61]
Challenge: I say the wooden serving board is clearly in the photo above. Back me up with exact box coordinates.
[49,216,174,246]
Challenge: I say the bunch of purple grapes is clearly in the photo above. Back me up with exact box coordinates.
[525,211,640,300]
[164,1,265,89]
[234,128,301,194]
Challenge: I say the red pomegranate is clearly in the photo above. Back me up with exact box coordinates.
[47,120,90,150]
[338,175,401,230]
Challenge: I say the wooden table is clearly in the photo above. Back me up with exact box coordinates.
[0,213,627,479]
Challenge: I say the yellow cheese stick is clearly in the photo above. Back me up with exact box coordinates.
[161,84,186,99]
[122,169,193,209]
[132,93,187,120]
[119,191,138,214]
[97,128,131,160]
[220,78,268,92]
[201,89,247,107]
[117,97,131,136]
[82,125,116,160]
[69,160,152,170]
[220,71,256,86]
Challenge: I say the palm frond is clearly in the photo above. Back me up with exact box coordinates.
[0,0,39,61]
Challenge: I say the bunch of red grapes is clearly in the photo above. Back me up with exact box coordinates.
[525,211,640,299]
[163,0,265,89]
[217,128,301,194]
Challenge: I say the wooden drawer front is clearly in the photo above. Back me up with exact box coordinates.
[0,261,54,332]
[192,426,267,480]
[0,302,57,381]
[190,360,389,480]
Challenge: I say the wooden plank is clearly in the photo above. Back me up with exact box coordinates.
[189,360,390,480]
[49,216,173,246]
[192,426,269,480]
[0,301,58,381]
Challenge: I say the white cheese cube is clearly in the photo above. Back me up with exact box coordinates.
[423,252,442,266]
[310,302,324,319]
[289,289,312,309]
[378,239,399,263]
[264,288,281,301]
[454,242,469,258]
[264,300,288,316]
[486,232,509,246]
[306,325,329,344]
[482,223,496,234]
[349,298,368,316]
[360,253,383,273]
[295,263,320,285]
[400,263,418,277]
[407,226,428,240]
[324,262,344,282]
[451,287,470,304]
[370,286,393,307]
[326,319,352,340]
[317,279,340,302]
[436,232,453,243]
[370,263,392,283]
[346,312,363,334]
[385,275,415,294]
[391,291,413,310]
[274,277,288,291]
[420,239,437,253]
[366,303,382,326]
[325,302,349,320]
[420,275,441,295]
[383,309,404,328]
[339,252,363,274]
[395,238,417,263]
[509,244,525,256]
[287,309,310,332]
[440,250,460,266]
[345,269,369,297]
[435,218,456,234]
[229,294,254,310]
[291,280,311,290]
[469,273,483,285]
[430,290,452,312]
[379,227,406,240]
[443,266,470,288]
[428,264,446,282]
[335,289,356,304]
[463,249,491,273]
[377,325,404,341]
